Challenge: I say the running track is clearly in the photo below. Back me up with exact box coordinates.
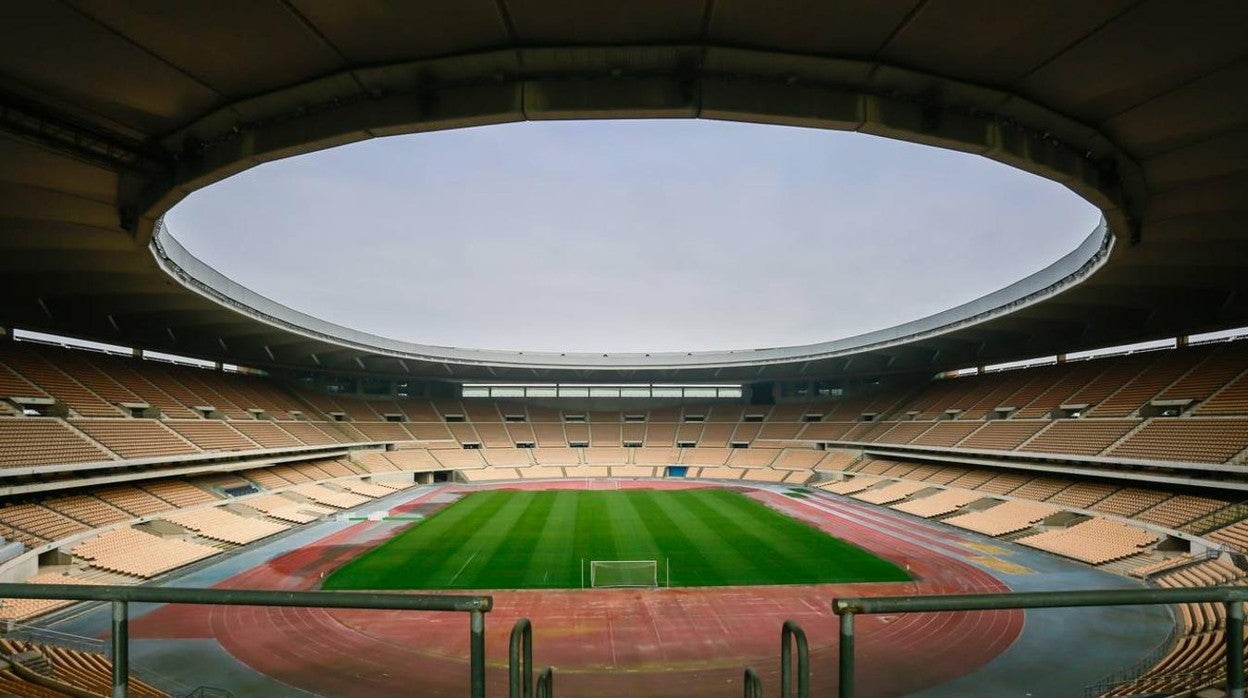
[131,482,1023,697]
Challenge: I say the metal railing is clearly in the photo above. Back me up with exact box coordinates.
[780,620,809,698]
[508,618,554,698]
[833,587,1248,698]
[741,620,810,698]
[0,583,492,698]
[742,667,763,698]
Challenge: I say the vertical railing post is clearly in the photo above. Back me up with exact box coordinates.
[510,618,533,698]
[839,611,855,698]
[536,667,554,698]
[743,667,763,698]
[781,620,810,698]
[111,599,128,698]
[1228,601,1245,698]
[471,608,486,698]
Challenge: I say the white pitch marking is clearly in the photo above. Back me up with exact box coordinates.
[449,550,480,584]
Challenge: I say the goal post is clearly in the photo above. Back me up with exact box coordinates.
[589,560,660,588]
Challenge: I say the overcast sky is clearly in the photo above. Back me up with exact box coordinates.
[164,120,1100,354]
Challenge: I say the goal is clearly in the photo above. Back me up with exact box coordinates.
[588,560,660,588]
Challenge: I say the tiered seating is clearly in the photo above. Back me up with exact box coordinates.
[173,370,251,419]
[722,449,773,468]
[162,507,289,544]
[230,419,304,448]
[1013,362,1107,418]
[241,494,320,523]
[1108,418,1248,463]
[0,346,121,417]
[86,354,198,418]
[140,481,218,508]
[869,421,933,444]
[277,421,341,445]
[460,468,520,482]
[1088,350,1205,417]
[94,485,174,516]
[0,638,169,697]
[1066,354,1155,411]
[852,480,926,505]
[384,449,444,471]
[1206,517,1248,550]
[268,464,313,483]
[771,448,826,470]
[352,421,416,442]
[528,448,576,466]
[797,422,854,441]
[1018,419,1140,456]
[634,447,680,465]
[71,419,199,459]
[814,449,860,472]
[1127,554,1197,579]
[977,472,1031,495]
[1198,370,1248,415]
[165,419,258,451]
[1016,518,1159,564]
[1103,560,1248,696]
[72,528,218,577]
[290,462,334,480]
[0,503,88,545]
[532,423,566,447]
[48,348,144,409]
[472,422,514,448]
[957,420,1047,451]
[0,572,100,621]
[1047,482,1119,509]
[42,493,130,527]
[891,488,981,518]
[1088,488,1171,519]
[0,360,47,400]
[238,467,292,489]
[1136,495,1228,530]
[339,480,398,498]
[0,418,111,468]
[817,477,880,495]
[909,421,982,447]
[1159,343,1248,404]
[1009,477,1074,501]
[944,500,1058,536]
[291,484,369,509]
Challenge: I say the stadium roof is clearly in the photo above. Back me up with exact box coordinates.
[1,1,1245,383]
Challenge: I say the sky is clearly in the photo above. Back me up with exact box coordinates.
[164,119,1101,354]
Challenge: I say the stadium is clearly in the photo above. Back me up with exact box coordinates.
[1,2,1247,697]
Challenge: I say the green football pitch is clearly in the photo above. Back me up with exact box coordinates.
[323,488,909,590]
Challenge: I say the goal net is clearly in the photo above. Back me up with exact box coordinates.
[588,560,660,588]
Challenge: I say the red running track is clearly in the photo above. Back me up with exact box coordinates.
[132,483,1022,697]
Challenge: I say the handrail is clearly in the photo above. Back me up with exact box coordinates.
[743,667,763,698]
[510,617,554,698]
[510,618,533,698]
[0,584,492,698]
[780,619,809,698]
[833,587,1248,698]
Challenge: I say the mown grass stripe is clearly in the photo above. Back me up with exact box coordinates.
[628,491,721,586]
[323,488,909,590]
[650,491,782,585]
[519,490,580,587]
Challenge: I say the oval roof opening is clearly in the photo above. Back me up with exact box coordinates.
[165,119,1100,354]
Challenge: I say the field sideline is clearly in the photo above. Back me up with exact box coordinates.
[323,488,909,590]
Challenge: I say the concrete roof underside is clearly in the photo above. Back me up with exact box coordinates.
[1,1,1246,383]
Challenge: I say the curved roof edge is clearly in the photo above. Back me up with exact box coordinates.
[150,217,1113,373]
